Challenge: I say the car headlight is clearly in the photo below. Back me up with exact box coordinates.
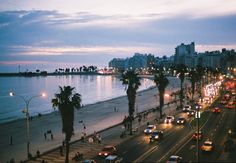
[177,120,179,123]
[104,153,108,156]
[155,135,159,139]
[181,120,184,123]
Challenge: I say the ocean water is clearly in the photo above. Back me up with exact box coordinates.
[0,75,155,124]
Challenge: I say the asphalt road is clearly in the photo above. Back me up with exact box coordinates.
[92,93,235,163]
[174,101,235,162]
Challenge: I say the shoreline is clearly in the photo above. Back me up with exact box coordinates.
[0,85,156,126]
[0,77,182,162]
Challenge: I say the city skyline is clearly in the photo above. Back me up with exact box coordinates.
[0,0,236,72]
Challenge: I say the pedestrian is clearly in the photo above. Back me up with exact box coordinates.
[36,150,40,157]
[114,107,116,112]
[51,133,54,140]
[10,136,13,145]
[62,140,65,147]
[83,123,86,130]
[9,158,15,163]
[44,133,47,140]
[59,146,63,156]
[98,134,102,144]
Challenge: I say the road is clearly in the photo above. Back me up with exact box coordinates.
[174,101,235,162]
[92,92,235,163]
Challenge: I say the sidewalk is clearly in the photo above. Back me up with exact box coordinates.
[26,101,180,163]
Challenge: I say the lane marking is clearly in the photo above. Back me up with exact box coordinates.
[133,146,158,163]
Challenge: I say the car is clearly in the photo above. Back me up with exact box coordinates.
[204,97,211,104]
[176,117,186,125]
[220,99,227,105]
[82,160,96,163]
[149,130,164,142]
[144,125,156,134]
[166,155,182,163]
[182,105,191,112]
[192,131,203,140]
[164,116,175,123]
[212,107,221,113]
[224,94,231,100]
[201,140,214,152]
[187,110,195,116]
[104,155,123,163]
[98,146,117,157]
[226,101,235,109]
[195,104,203,110]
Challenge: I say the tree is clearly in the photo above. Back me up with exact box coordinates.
[189,69,198,101]
[196,65,204,98]
[52,86,82,163]
[154,69,169,119]
[120,71,141,135]
[175,64,188,108]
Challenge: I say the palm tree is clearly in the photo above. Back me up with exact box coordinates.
[189,69,198,101]
[120,71,141,135]
[52,86,82,163]
[175,64,187,108]
[196,65,204,98]
[154,69,169,119]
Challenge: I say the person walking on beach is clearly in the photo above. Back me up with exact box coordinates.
[44,133,47,140]
[10,136,13,145]
[51,133,54,140]
[59,146,63,156]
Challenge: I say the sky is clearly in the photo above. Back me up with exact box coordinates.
[0,0,236,72]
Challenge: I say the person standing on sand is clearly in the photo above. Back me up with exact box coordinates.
[51,133,54,140]
[10,136,13,145]
[44,133,47,140]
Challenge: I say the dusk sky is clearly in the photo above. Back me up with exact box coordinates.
[0,0,236,72]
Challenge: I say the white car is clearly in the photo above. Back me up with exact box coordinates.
[144,125,156,134]
[182,105,191,112]
[164,116,175,124]
[167,155,182,163]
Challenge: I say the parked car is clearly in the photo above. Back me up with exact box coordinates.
[104,155,123,163]
[176,117,186,125]
[98,146,116,157]
[166,155,182,163]
[164,116,175,124]
[149,130,164,142]
[144,125,156,134]
[82,160,96,163]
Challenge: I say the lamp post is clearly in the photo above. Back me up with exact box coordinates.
[195,105,201,163]
[9,91,46,158]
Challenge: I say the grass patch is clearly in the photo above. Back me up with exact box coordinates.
[190,111,210,128]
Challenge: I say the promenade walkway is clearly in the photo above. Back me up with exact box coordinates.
[26,102,180,163]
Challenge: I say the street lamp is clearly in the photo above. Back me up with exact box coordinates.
[195,105,201,163]
[9,91,46,158]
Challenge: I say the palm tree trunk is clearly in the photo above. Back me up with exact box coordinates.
[65,137,70,163]
[191,82,195,101]
[180,80,183,108]
[129,118,133,135]
[160,92,164,119]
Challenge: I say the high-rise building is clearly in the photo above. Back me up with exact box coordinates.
[174,42,195,67]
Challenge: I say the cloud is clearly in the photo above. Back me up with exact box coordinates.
[0,10,235,68]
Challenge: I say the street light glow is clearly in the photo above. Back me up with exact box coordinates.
[41,93,46,97]
[9,92,14,96]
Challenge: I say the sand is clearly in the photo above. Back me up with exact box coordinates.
[0,77,182,162]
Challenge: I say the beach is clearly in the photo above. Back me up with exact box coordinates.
[0,77,181,162]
